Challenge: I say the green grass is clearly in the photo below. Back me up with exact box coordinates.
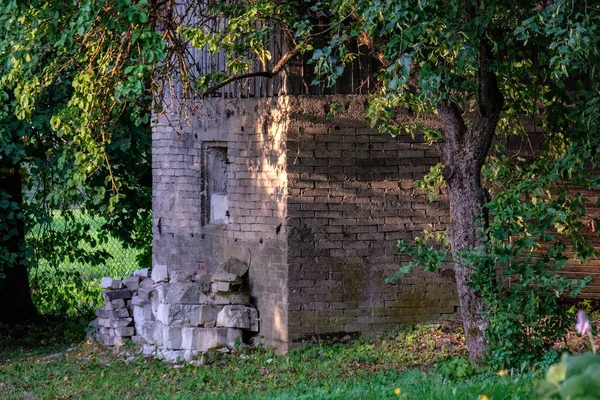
[0,322,538,399]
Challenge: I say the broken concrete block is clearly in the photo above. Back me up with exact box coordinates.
[200,292,250,306]
[137,286,154,301]
[195,274,212,291]
[110,317,133,329]
[183,350,199,362]
[97,317,111,328]
[115,326,135,337]
[141,321,155,344]
[204,321,216,328]
[221,257,249,277]
[210,281,232,293]
[111,299,126,309]
[133,268,149,278]
[151,264,169,283]
[211,272,243,284]
[163,283,202,304]
[101,277,123,290]
[169,270,193,283]
[189,305,222,327]
[132,335,146,345]
[102,289,131,302]
[131,295,147,307]
[95,306,128,319]
[122,276,141,291]
[162,325,183,349]
[113,308,130,318]
[216,305,254,330]
[140,278,154,288]
[181,327,242,352]
[88,318,99,329]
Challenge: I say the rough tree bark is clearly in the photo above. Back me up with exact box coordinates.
[0,162,39,323]
[436,42,504,362]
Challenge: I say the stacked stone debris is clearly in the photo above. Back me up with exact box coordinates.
[90,268,151,346]
[90,258,259,363]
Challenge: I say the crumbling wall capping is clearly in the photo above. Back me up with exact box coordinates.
[89,260,259,364]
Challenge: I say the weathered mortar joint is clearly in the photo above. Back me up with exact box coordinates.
[89,260,258,364]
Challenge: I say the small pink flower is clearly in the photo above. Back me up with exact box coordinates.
[576,309,592,336]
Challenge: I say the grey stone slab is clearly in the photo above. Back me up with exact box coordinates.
[122,276,141,291]
[221,257,249,277]
[210,281,232,293]
[163,283,202,304]
[169,270,193,283]
[102,289,132,302]
[111,299,126,309]
[216,305,253,330]
[163,325,183,349]
[194,274,211,291]
[131,335,146,345]
[133,268,149,278]
[131,295,147,307]
[110,317,133,328]
[189,305,222,327]
[211,272,242,284]
[151,264,169,283]
[139,278,154,288]
[200,292,250,306]
[115,326,135,337]
[101,277,123,290]
[181,327,242,351]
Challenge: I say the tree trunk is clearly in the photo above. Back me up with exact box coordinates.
[436,42,504,362]
[0,162,38,322]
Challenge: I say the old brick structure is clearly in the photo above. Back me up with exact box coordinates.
[152,94,460,351]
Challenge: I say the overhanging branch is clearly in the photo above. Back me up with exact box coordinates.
[199,47,300,98]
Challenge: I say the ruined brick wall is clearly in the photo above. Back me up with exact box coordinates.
[152,97,289,350]
[285,95,459,341]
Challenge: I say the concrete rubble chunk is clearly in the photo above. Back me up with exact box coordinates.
[163,283,202,304]
[211,272,242,284]
[101,277,123,290]
[181,327,242,352]
[131,295,147,307]
[189,305,222,327]
[157,303,203,326]
[132,335,146,345]
[110,317,133,328]
[210,282,232,293]
[133,268,149,278]
[95,307,129,320]
[137,286,154,301]
[151,264,169,283]
[221,257,249,277]
[122,276,141,290]
[216,305,258,330]
[200,292,251,306]
[195,274,212,291]
[111,299,126,309]
[139,278,154,288]
[115,326,135,337]
[102,289,132,302]
[169,270,193,283]
[162,325,183,349]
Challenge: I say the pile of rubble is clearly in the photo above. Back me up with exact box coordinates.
[89,258,259,363]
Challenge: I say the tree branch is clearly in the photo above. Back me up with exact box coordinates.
[199,47,300,98]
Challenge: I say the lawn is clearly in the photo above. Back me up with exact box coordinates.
[0,321,538,399]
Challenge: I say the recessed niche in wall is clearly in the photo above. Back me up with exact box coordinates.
[206,145,229,224]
